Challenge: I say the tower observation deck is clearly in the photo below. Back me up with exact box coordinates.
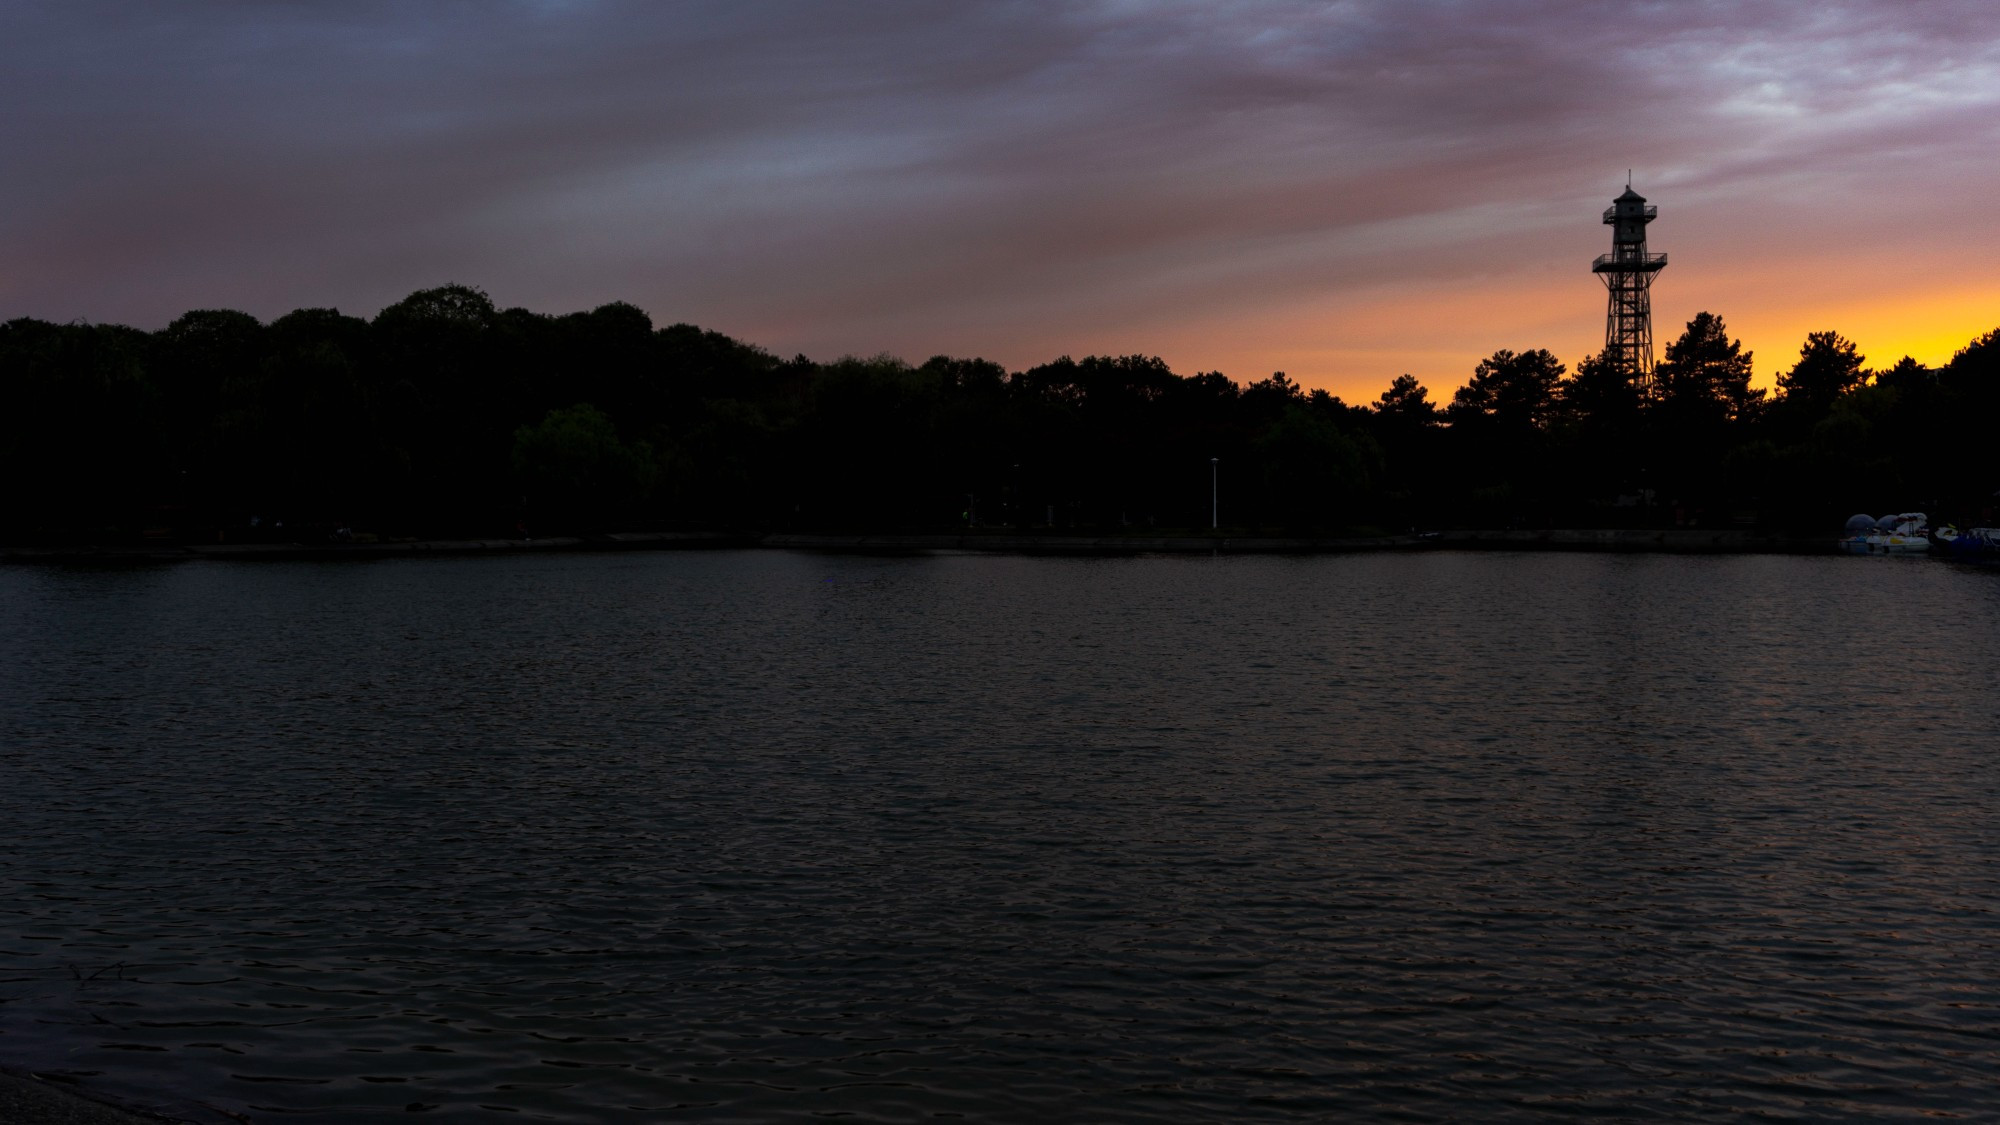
[1591,186,1666,383]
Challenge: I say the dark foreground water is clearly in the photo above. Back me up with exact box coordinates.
[2,550,1998,1122]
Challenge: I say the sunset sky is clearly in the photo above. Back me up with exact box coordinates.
[3,0,1996,403]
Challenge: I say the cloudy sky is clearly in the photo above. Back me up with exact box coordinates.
[3,0,1997,400]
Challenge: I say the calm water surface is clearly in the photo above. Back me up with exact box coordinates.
[2,551,1998,1122]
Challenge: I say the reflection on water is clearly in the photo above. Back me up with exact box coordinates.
[3,551,1998,1121]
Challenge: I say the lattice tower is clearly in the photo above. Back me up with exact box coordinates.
[1591,186,1667,385]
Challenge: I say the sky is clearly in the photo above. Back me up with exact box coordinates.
[3,0,1997,403]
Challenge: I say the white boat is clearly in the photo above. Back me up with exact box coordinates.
[1837,512,1932,555]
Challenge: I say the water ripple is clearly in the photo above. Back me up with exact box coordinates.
[2,552,1998,1121]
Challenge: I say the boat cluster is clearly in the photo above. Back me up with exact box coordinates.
[1839,513,2000,562]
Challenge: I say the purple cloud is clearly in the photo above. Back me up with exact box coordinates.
[2,0,1995,393]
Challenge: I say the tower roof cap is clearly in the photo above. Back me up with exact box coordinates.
[1615,187,1647,203]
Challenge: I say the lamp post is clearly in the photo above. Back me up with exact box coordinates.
[1210,457,1219,530]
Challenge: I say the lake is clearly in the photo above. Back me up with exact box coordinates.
[3,550,1998,1122]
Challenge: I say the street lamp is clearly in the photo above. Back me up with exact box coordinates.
[1210,456,1219,530]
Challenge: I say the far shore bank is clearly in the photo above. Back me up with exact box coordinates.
[1,527,1841,563]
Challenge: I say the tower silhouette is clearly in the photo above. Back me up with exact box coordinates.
[1591,184,1667,383]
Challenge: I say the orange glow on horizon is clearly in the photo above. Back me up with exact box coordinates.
[1142,277,2000,407]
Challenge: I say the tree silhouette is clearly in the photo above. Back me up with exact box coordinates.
[1775,330,1866,419]
[1373,373,1440,427]
[1448,349,1565,430]
[1654,312,1760,425]
[1561,348,1642,430]
[512,403,657,530]
[9,283,1997,545]
[1874,355,1930,390]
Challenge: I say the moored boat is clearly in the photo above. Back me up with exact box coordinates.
[1940,526,2000,565]
[1837,512,1932,555]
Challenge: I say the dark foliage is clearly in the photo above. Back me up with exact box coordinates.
[2,288,1994,542]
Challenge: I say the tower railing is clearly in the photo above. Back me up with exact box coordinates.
[1592,251,1667,272]
[1602,204,1658,223]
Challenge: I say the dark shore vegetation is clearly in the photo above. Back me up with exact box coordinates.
[4,284,1996,544]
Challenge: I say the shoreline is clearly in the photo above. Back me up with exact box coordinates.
[0,527,1837,563]
[763,528,1831,554]
[0,1065,197,1124]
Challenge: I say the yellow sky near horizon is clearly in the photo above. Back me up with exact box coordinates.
[1126,259,2000,406]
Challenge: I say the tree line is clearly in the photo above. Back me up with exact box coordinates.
[3,283,1995,542]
